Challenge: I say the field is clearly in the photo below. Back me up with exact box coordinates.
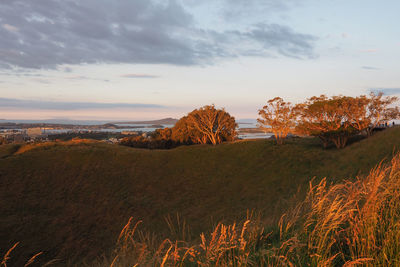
[1,127,400,265]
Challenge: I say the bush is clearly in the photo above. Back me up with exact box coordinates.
[119,135,180,150]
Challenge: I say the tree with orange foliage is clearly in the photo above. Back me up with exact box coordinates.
[173,105,237,145]
[257,97,298,145]
[295,95,358,149]
[344,95,371,134]
[366,92,399,136]
[335,93,399,137]
[171,115,203,144]
[153,127,172,140]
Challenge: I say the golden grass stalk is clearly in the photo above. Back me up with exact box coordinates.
[1,242,19,267]
[23,252,43,267]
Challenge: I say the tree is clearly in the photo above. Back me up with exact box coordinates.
[153,128,172,140]
[0,136,6,145]
[343,95,371,134]
[366,92,399,136]
[171,116,202,144]
[172,105,237,145]
[257,97,297,145]
[295,95,357,149]
[332,93,399,137]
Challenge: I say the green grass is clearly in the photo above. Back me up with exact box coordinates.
[0,128,399,265]
[0,143,20,158]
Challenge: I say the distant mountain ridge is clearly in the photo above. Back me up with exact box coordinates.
[114,118,178,125]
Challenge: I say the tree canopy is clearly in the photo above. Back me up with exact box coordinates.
[258,97,298,145]
[295,94,399,148]
[173,105,237,145]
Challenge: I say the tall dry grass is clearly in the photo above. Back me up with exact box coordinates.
[99,213,268,267]
[99,153,400,266]
[275,152,400,266]
[1,242,46,267]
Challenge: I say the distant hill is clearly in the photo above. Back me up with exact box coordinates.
[114,117,178,125]
[0,127,399,265]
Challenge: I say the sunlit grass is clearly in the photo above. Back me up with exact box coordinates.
[14,138,98,154]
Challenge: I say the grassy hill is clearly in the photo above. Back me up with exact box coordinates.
[1,127,399,265]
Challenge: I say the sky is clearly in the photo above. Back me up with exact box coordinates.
[0,0,399,121]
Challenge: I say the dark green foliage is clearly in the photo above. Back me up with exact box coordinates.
[119,135,180,149]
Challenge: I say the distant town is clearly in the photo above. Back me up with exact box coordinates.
[0,118,179,144]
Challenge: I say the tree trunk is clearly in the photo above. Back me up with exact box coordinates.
[331,135,348,149]
[276,136,284,145]
[318,136,330,149]
[366,127,373,137]
[210,134,217,145]
[273,132,284,145]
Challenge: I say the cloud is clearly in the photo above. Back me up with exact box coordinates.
[242,23,316,58]
[0,0,316,69]
[362,66,380,70]
[2,23,19,33]
[0,72,46,77]
[369,88,400,96]
[361,49,378,53]
[0,98,165,110]
[65,76,89,80]
[217,0,296,21]
[32,78,52,84]
[63,67,73,73]
[121,74,159,79]
[64,75,110,82]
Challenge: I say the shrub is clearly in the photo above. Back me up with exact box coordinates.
[120,135,180,150]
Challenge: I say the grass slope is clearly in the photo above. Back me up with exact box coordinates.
[0,127,399,265]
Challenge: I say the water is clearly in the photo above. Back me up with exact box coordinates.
[238,133,273,139]
[0,119,112,125]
